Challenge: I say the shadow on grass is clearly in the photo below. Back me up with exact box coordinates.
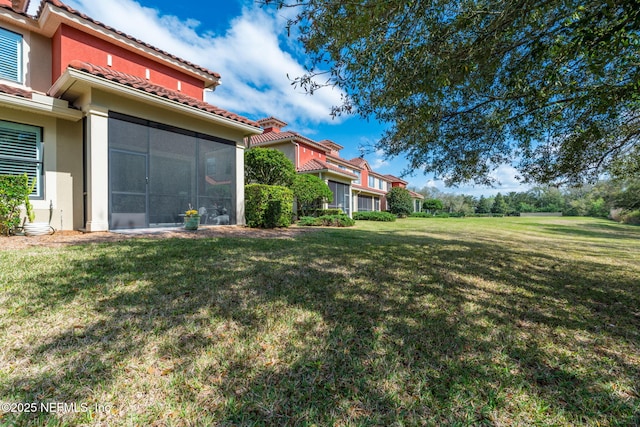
[1,223,639,425]
[538,221,640,240]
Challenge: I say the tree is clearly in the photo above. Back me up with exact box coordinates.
[476,196,492,214]
[265,0,640,186]
[423,198,443,213]
[386,187,413,217]
[245,147,296,186]
[291,174,333,216]
[491,193,509,214]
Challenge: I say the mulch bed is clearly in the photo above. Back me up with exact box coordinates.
[0,225,314,251]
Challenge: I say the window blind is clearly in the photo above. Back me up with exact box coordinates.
[0,121,43,197]
[0,27,22,83]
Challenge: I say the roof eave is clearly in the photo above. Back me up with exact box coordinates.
[0,91,82,121]
[50,68,261,134]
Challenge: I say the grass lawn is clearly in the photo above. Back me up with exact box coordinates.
[0,217,639,426]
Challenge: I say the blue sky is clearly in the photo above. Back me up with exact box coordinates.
[28,0,529,196]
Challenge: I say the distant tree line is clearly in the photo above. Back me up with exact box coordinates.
[413,178,640,224]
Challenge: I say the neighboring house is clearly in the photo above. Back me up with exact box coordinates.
[0,0,262,231]
[247,117,424,215]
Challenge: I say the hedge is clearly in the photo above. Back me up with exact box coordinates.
[353,211,397,222]
[298,214,355,227]
[245,184,293,228]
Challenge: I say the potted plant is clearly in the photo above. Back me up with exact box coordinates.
[22,177,53,236]
[183,208,200,230]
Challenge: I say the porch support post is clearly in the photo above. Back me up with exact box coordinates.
[84,106,110,231]
[235,143,246,226]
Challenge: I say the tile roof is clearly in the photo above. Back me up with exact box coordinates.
[352,184,386,195]
[298,159,358,178]
[383,174,408,184]
[65,60,260,128]
[37,0,220,79]
[349,158,368,168]
[326,153,361,170]
[250,130,331,153]
[0,84,33,99]
[0,2,29,17]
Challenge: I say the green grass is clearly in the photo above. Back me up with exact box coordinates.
[1,217,639,426]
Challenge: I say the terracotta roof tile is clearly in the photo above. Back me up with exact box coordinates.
[37,0,220,79]
[351,184,387,195]
[298,159,358,178]
[0,84,33,99]
[0,2,29,17]
[250,130,331,153]
[64,60,260,128]
[349,158,367,167]
[383,174,408,184]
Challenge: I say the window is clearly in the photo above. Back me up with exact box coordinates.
[354,170,360,184]
[374,197,380,211]
[328,180,350,215]
[378,178,383,190]
[0,27,22,83]
[368,175,375,187]
[0,120,43,197]
[358,195,372,211]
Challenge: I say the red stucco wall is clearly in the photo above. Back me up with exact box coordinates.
[297,142,326,165]
[53,24,204,99]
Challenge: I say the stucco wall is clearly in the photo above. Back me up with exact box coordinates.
[0,108,82,230]
[53,24,204,99]
[27,31,52,92]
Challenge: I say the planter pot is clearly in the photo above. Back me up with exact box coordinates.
[23,222,54,236]
[184,215,201,230]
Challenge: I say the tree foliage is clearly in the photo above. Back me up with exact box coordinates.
[476,196,492,214]
[291,174,333,216]
[386,187,414,216]
[491,193,509,214]
[423,198,443,213]
[265,0,640,185]
[245,147,296,186]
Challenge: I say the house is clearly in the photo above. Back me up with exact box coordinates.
[248,117,424,215]
[0,0,262,231]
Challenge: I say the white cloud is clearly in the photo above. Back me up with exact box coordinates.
[408,164,530,196]
[370,149,389,169]
[37,0,343,125]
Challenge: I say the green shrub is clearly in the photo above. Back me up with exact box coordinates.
[298,216,321,226]
[245,184,293,228]
[0,174,31,236]
[621,210,640,225]
[291,175,333,216]
[245,147,296,186]
[303,208,343,217]
[386,187,413,217]
[297,214,354,227]
[353,211,396,221]
[410,212,434,218]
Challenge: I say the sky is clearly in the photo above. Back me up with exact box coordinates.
[28,0,530,196]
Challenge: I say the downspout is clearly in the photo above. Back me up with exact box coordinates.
[292,141,299,216]
[293,141,299,170]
